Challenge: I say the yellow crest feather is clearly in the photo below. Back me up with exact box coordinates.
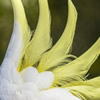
[38,0,77,72]
[52,38,100,87]
[18,0,52,71]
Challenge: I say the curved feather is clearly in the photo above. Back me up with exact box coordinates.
[18,0,52,71]
[5,0,31,67]
[52,38,100,86]
[66,77,100,100]
[38,0,77,72]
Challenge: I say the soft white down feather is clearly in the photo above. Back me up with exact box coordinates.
[0,58,80,100]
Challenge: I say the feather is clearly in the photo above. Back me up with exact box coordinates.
[0,58,22,84]
[66,77,100,100]
[38,0,77,72]
[0,60,54,100]
[38,88,81,100]
[37,71,54,90]
[52,38,100,86]
[18,0,52,71]
[20,67,39,83]
[5,0,31,67]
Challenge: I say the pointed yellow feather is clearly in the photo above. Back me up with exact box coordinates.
[18,0,52,71]
[66,77,100,100]
[52,38,100,86]
[38,0,77,72]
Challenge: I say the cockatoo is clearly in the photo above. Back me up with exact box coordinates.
[0,0,100,100]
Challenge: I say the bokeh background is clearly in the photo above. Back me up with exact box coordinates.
[0,0,100,78]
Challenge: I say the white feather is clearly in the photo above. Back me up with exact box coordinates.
[37,71,54,90]
[5,22,23,67]
[38,88,81,100]
[0,63,55,100]
[21,83,38,97]
[0,58,22,84]
[20,67,39,83]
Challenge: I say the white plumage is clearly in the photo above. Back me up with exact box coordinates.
[0,58,80,100]
[0,0,100,99]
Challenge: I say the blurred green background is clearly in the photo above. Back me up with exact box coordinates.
[0,0,100,78]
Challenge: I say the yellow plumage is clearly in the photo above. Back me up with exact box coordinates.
[18,0,52,71]
[65,77,100,100]
[52,38,100,87]
[6,0,100,99]
[38,0,77,72]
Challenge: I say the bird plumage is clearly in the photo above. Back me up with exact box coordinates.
[0,0,100,100]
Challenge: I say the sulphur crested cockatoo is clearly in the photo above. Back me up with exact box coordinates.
[0,0,100,100]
